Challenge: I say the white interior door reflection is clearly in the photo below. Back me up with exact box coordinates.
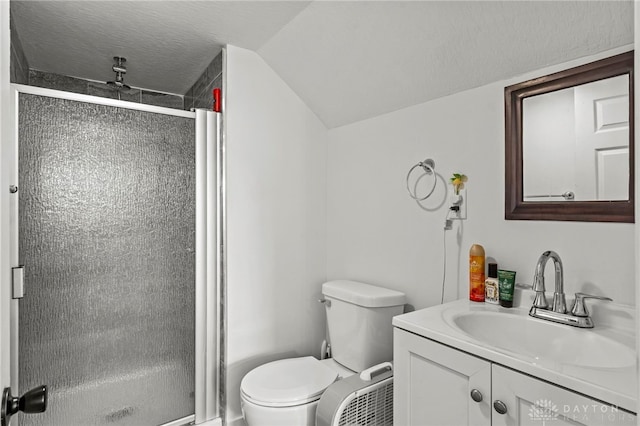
[523,74,629,202]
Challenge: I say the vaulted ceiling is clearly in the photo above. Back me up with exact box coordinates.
[10,1,634,128]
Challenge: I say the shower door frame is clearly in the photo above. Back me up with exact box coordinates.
[4,84,222,426]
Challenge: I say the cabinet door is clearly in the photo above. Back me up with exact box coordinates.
[394,328,492,426]
[492,365,636,426]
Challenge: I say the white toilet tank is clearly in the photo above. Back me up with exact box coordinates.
[322,280,406,372]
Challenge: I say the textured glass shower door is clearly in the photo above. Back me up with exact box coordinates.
[15,92,197,426]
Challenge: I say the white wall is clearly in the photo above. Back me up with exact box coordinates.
[634,1,640,405]
[0,0,12,394]
[225,45,328,425]
[327,47,635,312]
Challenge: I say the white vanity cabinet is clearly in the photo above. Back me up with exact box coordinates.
[394,328,636,426]
[394,328,491,425]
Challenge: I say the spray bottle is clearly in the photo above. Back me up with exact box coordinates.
[469,244,485,302]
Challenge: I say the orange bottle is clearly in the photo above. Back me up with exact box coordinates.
[469,244,486,302]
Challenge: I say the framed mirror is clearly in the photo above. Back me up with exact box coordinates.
[505,51,634,222]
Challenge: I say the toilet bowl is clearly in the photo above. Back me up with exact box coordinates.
[240,356,353,426]
[240,280,406,426]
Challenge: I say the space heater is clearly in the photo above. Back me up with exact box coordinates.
[316,362,394,426]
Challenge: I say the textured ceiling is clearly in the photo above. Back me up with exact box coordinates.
[10,1,312,94]
[258,1,634,127]
[10,1,634,128]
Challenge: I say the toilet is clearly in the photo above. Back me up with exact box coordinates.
[240,280,406,426]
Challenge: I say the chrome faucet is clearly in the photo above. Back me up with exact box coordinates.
[529,250,611,328]
[531,250,566,313]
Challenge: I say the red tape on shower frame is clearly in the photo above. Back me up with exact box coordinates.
[212,88,221,112]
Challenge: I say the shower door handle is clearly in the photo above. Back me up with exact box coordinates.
[1,385,47,426]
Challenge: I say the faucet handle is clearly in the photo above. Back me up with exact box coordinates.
[570,292,612,317]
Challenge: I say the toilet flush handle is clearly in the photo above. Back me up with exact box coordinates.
[318,298,331,307]
[360,362,393,381]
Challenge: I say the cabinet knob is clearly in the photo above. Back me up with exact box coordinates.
[470,389,483,403]
[493,400,508,415]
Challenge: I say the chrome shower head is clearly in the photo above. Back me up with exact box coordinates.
[106,80,131,91]
[107,56,132,91]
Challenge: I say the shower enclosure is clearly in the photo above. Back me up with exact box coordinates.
[4,85,221,426]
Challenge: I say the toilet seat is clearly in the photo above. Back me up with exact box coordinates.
[241,356,338,408]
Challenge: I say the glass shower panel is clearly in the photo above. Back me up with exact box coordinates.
[17,94,196,426]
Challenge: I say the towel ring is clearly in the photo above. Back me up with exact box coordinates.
[406,159,436,201]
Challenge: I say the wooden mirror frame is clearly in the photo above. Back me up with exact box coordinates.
[505,51,634,223]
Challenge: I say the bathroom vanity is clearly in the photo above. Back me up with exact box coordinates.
[392,299,637,425]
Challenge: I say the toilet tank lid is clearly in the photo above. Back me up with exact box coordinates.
[322,280,406,307]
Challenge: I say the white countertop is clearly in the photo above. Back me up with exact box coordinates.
[392,298,637,413]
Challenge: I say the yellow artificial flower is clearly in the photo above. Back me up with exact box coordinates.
[450,173,468,195]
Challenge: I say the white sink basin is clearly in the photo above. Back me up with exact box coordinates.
[393,299,637,412]
[449,311,635,369]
